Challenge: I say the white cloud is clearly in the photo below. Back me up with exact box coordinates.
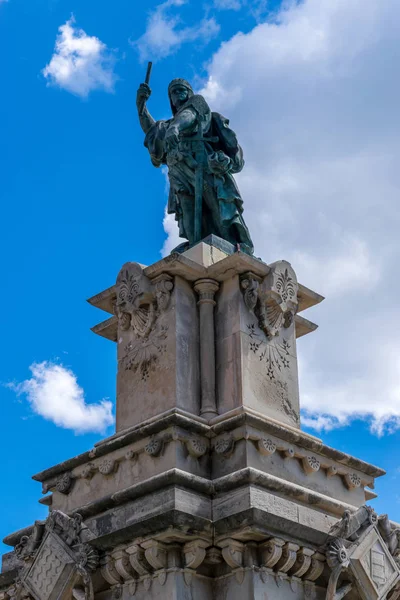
[134,0,220,62]
[162,0,400,434]
[9,362,114,434]
[42,17,116,97]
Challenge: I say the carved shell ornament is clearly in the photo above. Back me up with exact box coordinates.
[241,261,299,340]
[116,263,156,338]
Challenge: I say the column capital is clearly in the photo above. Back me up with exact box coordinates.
[194,278,219,305]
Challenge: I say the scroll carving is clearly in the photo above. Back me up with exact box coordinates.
[183,540,209,569]
[219,539,244,569]
[260,538,286,568]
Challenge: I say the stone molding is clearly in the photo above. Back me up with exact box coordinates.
[31,409,383,493]
[42,429,210,495]
[212,428,373,491]
[42,424,371,501]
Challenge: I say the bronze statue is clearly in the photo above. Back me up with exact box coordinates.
[136,70,253,254]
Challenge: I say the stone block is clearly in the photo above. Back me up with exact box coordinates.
[116,265,200,431]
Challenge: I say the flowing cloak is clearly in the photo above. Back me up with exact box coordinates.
[144,94,253,252]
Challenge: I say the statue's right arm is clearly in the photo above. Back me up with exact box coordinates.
[136,84,156,135]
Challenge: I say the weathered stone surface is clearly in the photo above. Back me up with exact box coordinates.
[4,237,398,600]
[116,266,200,431]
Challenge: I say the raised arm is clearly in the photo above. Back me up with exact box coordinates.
[136,84,156,135]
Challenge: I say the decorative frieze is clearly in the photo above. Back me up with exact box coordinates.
[212,428,371,491]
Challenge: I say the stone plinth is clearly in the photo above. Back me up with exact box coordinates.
[114,263,200,431]
[3,236,398,600]
[87,237,323,432]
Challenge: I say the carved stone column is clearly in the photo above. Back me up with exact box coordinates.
[194,278,219,420]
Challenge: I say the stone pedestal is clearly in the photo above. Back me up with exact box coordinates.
[2,236,398,600]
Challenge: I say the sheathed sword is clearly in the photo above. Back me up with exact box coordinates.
[191,133,218,244]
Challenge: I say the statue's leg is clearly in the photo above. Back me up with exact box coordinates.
[178,194,195,246]
[202,183,224,239]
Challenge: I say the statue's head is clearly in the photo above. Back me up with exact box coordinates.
[168,79,193,114]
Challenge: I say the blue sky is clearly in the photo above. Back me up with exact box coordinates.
[2,0,400,556]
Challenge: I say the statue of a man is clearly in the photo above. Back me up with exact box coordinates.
[136,78,253,254]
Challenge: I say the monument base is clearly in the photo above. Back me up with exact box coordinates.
[1,237,398,600]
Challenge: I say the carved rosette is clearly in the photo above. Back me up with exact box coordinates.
[302,455,321,475]
[115,263,174,379]
[214,436,235,456]
[144,437,163,457]
[98,458,117,476]
[345,472,362,490]
[186,437,208,458]
[56,472,73,494]
[257,438,277,456]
